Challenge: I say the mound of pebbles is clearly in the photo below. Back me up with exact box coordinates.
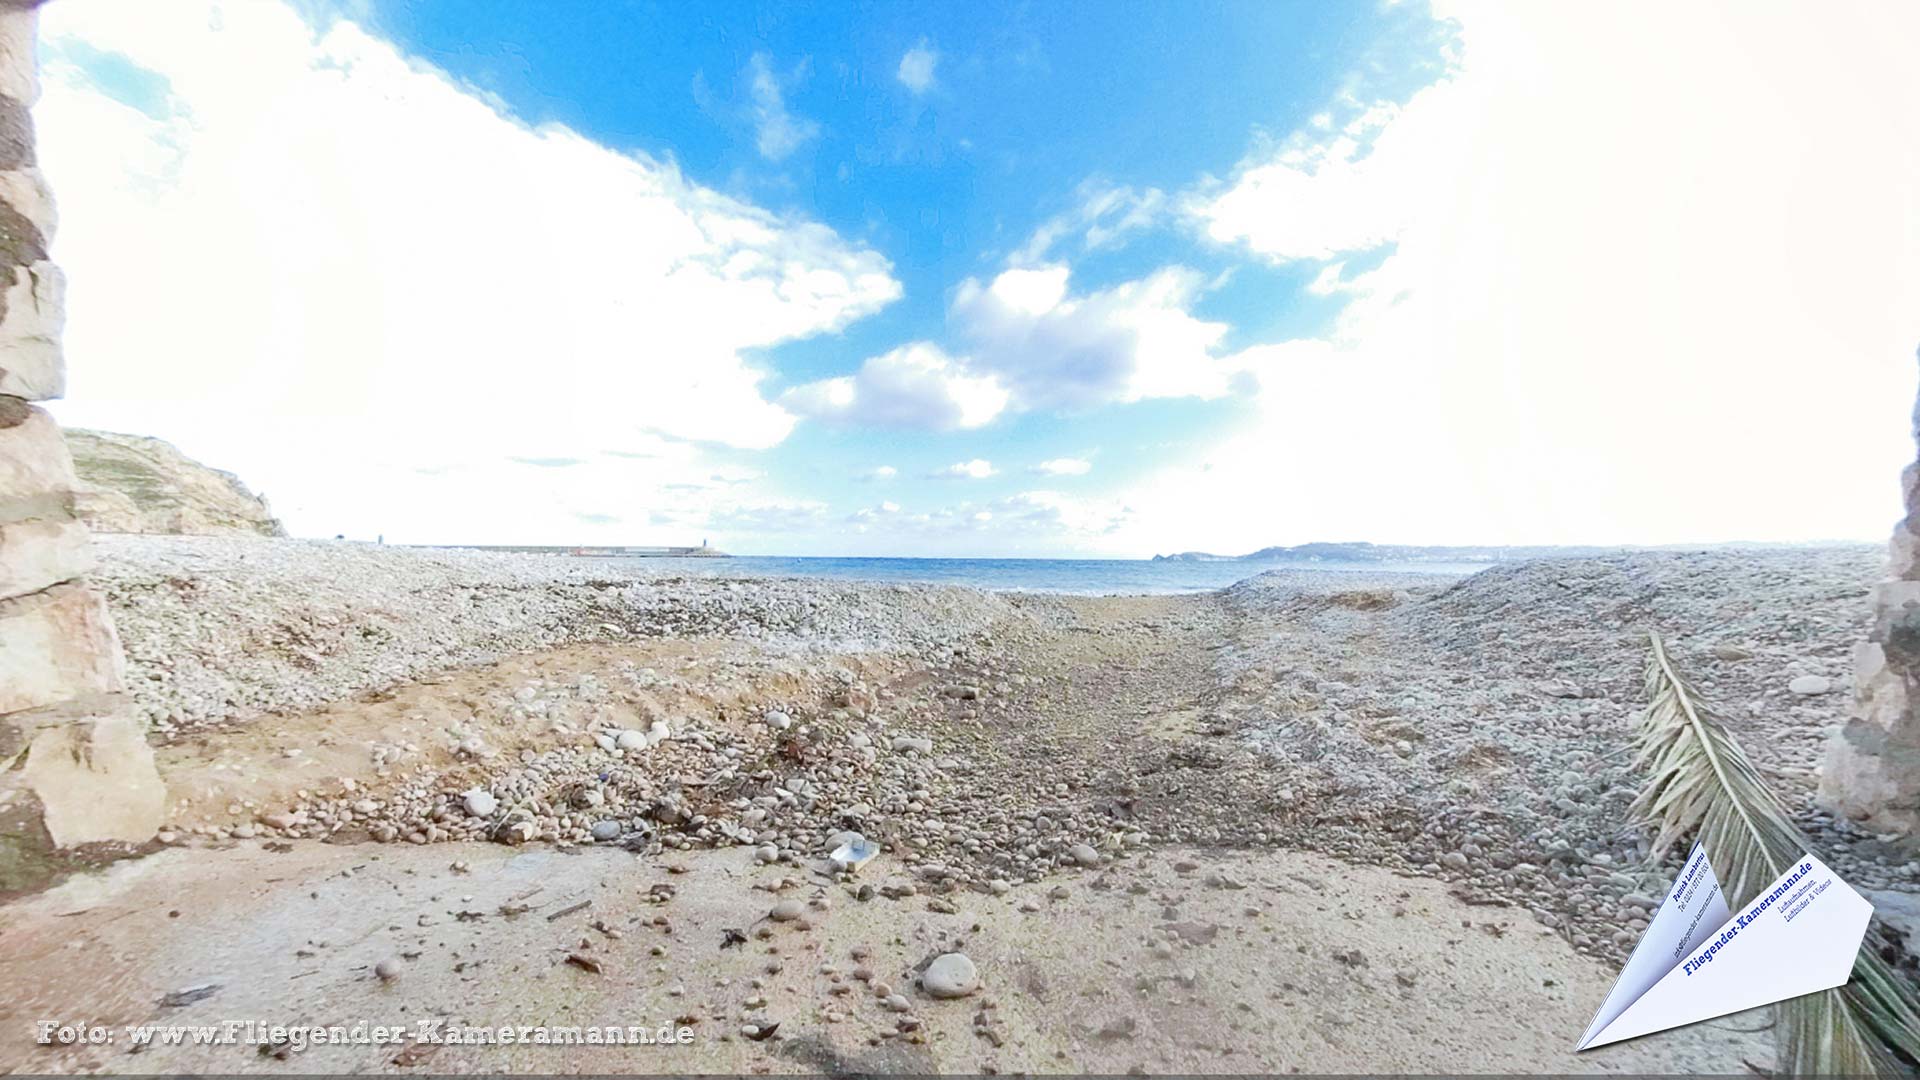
[205,668,1137,892]
[93,535,1020,735]
[1212,548,1916,962]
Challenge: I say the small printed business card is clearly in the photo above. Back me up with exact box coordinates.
[1577,843,1873,1049]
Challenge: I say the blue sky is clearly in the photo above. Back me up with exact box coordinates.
[369,0,1435,524]
[33,1,1920,555]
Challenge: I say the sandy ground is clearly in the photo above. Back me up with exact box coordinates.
[0,840,1771,1075]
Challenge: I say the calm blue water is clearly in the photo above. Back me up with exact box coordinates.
[591,555,1492,596]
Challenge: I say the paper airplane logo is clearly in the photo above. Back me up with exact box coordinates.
[1577,843,1873,1049]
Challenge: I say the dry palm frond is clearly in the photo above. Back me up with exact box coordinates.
[1632,630,1920,1076]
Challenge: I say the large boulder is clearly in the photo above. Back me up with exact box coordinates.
[20,714,165,847]
[66,428,284,537]
[0,581,124,715]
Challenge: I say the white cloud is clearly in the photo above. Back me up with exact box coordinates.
[831,492,1139,552]
[709,499,830,536]
[896,42,938,95]
[35,0,898,544]
[1119,1,1920,553]
[1189,101,1408,261]
[746,52,818,160]
[1305,261,1348,296]
[1031,457,1092,476]
[1013,180,1167,266]
[798,261,1241,432]
[844,498,907,530]
[783,343,1009,430]
[825,489,1130,553]
[999,490,1128,535]
[950,263,1238,409]
[936,459,996,479]
[859,465,899,482]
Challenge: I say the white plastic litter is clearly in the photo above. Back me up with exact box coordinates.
[830,834,879,873]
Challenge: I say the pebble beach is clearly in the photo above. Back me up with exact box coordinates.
[5,536,1912,1074]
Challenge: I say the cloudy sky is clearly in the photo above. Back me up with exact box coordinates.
[35,0,1920,556]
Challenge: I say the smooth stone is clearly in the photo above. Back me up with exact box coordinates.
[769,899,807,922]
[590,820,621,841]
[615,730,648,750]
[461,789,498,818]
[1788,675,1833,696]
[1068,843,1100,867]
[921,952,979,999]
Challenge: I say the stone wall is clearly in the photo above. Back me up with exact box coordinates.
[0,3,161,868]
[1823,358,1920,849]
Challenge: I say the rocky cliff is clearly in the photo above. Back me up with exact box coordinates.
[66,429,283,537]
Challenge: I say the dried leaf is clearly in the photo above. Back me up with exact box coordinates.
[1634,631,1920,1075]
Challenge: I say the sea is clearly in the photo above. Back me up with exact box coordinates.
[586,555,1494,596]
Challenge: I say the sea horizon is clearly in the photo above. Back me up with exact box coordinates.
[581,552,1496,595]
[384,537,1881,597]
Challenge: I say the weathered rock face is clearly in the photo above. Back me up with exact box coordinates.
[0,5,162,869]
[1823,363,1920,849]
[0,580,124,716]
[67,428,284,537]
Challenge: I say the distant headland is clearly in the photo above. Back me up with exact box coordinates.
[1150,540,1852,564]
[1153,541,1621,564]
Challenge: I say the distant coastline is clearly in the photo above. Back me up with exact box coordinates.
[1150,540,1861,564]
[1152,541,1616,564]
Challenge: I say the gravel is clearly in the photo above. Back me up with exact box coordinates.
[1210,546,1915,959]
[94,535,1019,734]
[107,537,1915,978]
